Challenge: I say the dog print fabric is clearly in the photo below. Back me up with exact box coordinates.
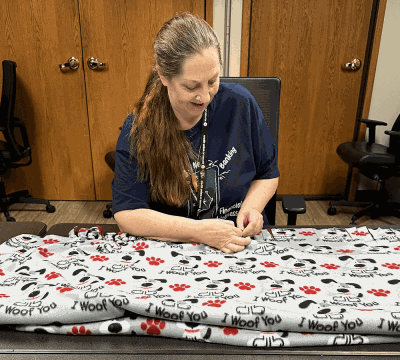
[2,225,400,348]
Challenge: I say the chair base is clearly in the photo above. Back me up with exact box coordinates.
[0,180,55,221]
[328,200,400,225]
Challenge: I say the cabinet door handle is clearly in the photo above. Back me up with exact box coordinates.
[87,57,106,70]
[59,57,80,71]
[342,58,362,71]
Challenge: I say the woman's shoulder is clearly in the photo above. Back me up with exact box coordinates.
[116,113,134,151]
[218,82,254,100]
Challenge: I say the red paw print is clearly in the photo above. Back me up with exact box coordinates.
[0,269,5,276]
[204,261,222,267]
[105,279,126,286]
[56,286,74,293]
[234,282,255,290]
[320,263,340,270]
[38,247,54,257]
[38,248,54,257]
[90,255,109,262]
[299,286,321,294]
[336,249,354,253]
[394,246,400,251]
[352,231,368,236]
[299,231,315,236]
[219,327,239,335]
[169,284,190,292]
[191,242,201,246]
[0,294,10,298]
[367,289,390,297]
[45,272,62,280]
[133,242,149,250]
[260,261,278,268]
[136,296,150,299]
[146,257,165,266]
[141,319,166,335]
[382,263,400,269]
[202,299,226,307]
[67,326,92,335]
[43,238,60,244]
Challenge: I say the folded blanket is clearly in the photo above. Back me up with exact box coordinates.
[2,225,400,347]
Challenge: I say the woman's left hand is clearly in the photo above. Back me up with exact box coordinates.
[236,207,263,238]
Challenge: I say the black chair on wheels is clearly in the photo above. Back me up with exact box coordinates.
[0,60,55,222]
[328,113,400,225]
[103,77,306,226]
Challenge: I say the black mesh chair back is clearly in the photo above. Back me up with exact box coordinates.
[220,77,280,225]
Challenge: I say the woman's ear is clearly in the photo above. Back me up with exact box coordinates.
[156,66,168,87]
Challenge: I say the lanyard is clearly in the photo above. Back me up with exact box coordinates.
[193,107,209,219]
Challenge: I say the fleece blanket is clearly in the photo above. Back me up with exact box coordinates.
[2,225,400,348]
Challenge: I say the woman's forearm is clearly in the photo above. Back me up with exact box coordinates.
[241,177,279,213]
[114,208,201,243]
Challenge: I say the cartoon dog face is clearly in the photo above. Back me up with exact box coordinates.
[6,235,39,250]
[320,278,363,302]
[194,277,230,297]
[280,255,316,273]
[176,322,212,342]
[272,229,297,241]
[223,255,257,271]
[257,276,295,298]
[298,299,347,319]
[353,243,391,254]
[129,275,167,296]
[338,256,378,273]
[99,251,145,273]
[298,243,333,254]
[170,251,201,272]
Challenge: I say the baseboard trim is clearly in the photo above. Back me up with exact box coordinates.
[276,194,343,201]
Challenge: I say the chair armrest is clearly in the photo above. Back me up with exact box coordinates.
[359,118,387,126]
[12,117,31,159]
[282,195,306,226]
[385,130,400,137]
[359,119,387,144]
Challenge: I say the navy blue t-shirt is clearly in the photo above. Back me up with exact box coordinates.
[111,82,280,225]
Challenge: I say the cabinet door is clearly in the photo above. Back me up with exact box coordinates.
[0,0,95,200]
[78,0,205,200]
[249,0,374,196]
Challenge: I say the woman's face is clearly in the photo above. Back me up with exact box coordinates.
[158,47,221,130]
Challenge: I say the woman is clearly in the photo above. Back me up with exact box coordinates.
[112,12,279,254]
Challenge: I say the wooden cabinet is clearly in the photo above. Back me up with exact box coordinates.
[0,0,205,200]
[246,0,380,197]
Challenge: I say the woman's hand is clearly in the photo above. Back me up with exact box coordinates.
[236,207,264,238]
[198,219,251,254]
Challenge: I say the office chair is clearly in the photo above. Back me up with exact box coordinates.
[328,114,400,225]
[103,77,306,225]
[0,60,55,221]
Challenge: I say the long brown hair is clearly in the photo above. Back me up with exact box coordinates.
[130,12,222,207]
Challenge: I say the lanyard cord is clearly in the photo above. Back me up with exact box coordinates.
[189,107,209,219]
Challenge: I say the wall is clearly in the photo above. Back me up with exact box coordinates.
[213,0,243,76]
[360,0,400,197]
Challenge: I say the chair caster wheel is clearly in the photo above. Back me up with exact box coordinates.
[103,209,112,218]
[327,206,337,215]
[6,217,16,222]
[46,204,56,213]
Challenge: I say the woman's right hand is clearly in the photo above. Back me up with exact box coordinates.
[197,219,252,254]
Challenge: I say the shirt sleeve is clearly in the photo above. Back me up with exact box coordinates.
[248,93,280,180]
[111,113,151,216]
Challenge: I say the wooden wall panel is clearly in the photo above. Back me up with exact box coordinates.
[248,0,374,196]
[0,0,95,200]
[79,0,206,200]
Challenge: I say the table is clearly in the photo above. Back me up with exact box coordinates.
[1,222,400,358]
[0,221,47,244]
